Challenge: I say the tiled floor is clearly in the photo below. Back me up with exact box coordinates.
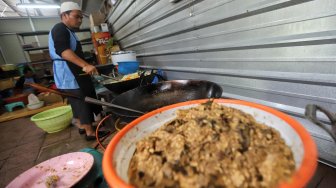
[0,117,336,188]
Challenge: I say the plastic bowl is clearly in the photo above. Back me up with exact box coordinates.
[102,99,317,188]
[27,101,44,110]
[117,61,139,75]
[31,105,73,133]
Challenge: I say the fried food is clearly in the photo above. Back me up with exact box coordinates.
[128,101,295,188]
[45,175,59,188]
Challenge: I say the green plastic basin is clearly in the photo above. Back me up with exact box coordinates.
[31,105,73,133]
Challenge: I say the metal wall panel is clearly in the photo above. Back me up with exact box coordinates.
[108,0,336,166]
[108,0,135,26]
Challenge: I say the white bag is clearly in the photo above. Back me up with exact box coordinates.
[28,93,40,105]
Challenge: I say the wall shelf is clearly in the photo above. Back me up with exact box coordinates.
[23,41,93,52]
[16,28,93,78]
[23,46,48,51]
[30,60,52,65]
[17,28,91,37]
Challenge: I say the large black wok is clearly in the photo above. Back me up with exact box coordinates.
[102,73,156,94]
[110,80,223,118]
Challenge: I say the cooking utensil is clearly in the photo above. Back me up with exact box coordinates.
[102,99,317,188]
[84,97,144,114]
[305,104,336,142]
[100,74,116,80]
[101,71,157,94]
[109,80,223,118]
[79,73,119,83]
[79,73,117,80]
[26,83,144,114]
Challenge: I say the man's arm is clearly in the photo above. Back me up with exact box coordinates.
[61,49,97,74]
[52,23,97,75]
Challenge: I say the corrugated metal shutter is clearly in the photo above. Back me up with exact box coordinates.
[107,0,336,166]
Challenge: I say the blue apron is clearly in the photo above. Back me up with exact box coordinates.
[49,26,102,115]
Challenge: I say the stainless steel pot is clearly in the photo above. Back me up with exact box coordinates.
[111,51,136,65]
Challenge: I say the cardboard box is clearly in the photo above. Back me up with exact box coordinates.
[0,78,15,90]
[43,50,51,61]
[29,53,46,62]
[90,11,105,26]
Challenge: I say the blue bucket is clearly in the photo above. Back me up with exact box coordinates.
[118,61,139,75]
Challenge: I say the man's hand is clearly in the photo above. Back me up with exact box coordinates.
[61,49,98,75]
[82,64,98,75]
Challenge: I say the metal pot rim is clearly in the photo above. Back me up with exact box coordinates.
[111,51,136,55]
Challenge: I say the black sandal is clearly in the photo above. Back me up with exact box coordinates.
[85,131,109,141]
[78,128,86,134]
[78,126,97,135]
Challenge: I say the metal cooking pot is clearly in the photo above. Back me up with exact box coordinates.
[101,72,157,94]
[111,51,136,65]
[109,80,223,118]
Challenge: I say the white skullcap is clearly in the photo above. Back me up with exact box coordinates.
[60,2,81,13]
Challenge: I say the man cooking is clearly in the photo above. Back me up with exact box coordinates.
[49,2,107,140]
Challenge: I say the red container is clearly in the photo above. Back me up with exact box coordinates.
[3,94,29,104]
